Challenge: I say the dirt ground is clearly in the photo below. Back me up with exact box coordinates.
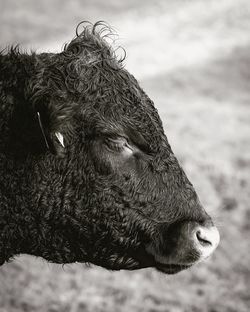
[0,0,250,311]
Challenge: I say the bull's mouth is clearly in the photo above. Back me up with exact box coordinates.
[141,245,194,274]
[155,262,191,274]
[133,248,192,274]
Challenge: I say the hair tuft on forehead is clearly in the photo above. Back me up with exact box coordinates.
[63,21,126,69]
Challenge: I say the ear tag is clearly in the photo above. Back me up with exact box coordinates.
[55,132,65,148]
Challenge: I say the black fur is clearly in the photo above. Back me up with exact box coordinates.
[0,22,211,272]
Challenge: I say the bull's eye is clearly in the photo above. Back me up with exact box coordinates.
[105,137,133,155]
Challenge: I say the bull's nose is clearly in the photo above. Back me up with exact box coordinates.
[194,226,220,260]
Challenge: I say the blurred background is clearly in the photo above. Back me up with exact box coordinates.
[0,0,250,311]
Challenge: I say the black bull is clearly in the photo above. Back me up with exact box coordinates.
[0,22,219,274]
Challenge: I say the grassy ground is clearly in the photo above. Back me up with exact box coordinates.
[0,0,250,311]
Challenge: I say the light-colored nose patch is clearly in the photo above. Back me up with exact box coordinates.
[195,226,220,260]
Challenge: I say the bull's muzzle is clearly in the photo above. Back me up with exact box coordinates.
[146,220,220,274]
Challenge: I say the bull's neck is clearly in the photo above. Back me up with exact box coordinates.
[0,149,86,265]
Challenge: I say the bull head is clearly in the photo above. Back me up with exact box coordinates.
[0,22,219,274]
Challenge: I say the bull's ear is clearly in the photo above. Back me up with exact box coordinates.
[3,50,73,157]
[8,100,69,157]
[29,71,77,156]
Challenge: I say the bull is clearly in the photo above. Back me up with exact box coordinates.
[0,22,219,274]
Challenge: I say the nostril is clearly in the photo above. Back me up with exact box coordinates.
[196,230,212,247]
[193,226,220,260]
[194,226,220,251]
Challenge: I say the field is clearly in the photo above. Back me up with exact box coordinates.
[0,0,250,311]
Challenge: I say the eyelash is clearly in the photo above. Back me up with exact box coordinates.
[105,137,129,152]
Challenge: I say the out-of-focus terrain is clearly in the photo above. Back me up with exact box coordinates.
[0,0,250,311]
